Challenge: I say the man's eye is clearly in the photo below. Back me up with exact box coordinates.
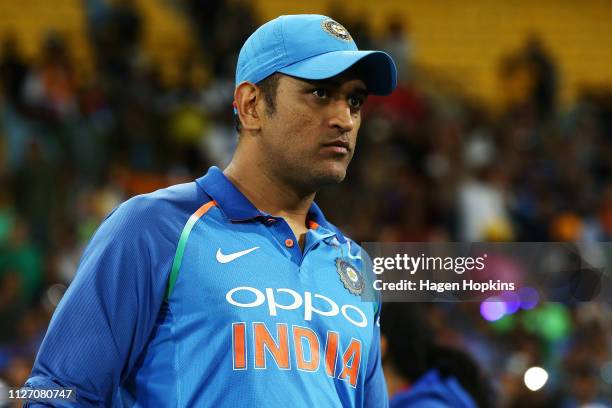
[348,95,364,109]
[312,89,328,98]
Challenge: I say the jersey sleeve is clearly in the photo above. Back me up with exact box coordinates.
[357,242,389,408]
[363,302,389,408]
[23,195,176,407]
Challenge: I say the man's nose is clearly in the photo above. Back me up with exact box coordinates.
[328,101,355,133]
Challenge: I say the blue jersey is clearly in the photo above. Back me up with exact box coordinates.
[25,166,387,407]
[389,370,476,408]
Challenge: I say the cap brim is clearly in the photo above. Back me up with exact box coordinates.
[277,50,397,96]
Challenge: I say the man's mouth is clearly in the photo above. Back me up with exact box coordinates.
[321,140,351,154]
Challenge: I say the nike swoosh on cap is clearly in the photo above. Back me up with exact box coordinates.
[216,247,259,264]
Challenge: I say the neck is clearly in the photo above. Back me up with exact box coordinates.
[224,149,315,224]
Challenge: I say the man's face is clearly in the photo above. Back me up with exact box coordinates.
[257,71,367,191]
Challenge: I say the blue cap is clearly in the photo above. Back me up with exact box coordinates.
[235,14,397,96]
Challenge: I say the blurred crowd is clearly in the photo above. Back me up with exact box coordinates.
[0,0,610,406]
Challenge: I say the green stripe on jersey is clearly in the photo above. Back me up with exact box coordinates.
[165,201,216,300]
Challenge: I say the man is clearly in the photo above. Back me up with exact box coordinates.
[24,14,397,407]
[380,304,493,408]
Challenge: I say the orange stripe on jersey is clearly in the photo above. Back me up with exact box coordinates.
[307,220,320,230]
[254,323,290,369]
[232,323,247,370]
[324,331,339,377]
[293,326,320,371]
[194,200,217,219]
[339,338,362,387]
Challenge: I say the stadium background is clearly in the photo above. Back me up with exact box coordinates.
[0,0,611,406]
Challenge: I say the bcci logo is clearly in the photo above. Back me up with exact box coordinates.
[321,19,352,42]
[336,258,364,295]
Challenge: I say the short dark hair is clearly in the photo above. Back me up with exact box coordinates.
[235,73,281,133]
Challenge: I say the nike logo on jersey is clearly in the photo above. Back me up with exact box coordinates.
[216,247,259,263]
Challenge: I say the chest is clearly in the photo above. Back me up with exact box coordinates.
[170,219,374,341]
[168,219,375,386]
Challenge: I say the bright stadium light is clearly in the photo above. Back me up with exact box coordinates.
[480,297,506,321]
[524,366,548,391]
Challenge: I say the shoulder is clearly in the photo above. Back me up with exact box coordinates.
[118,180,208,217]
[96,180,213,242]
[391,370,477,408]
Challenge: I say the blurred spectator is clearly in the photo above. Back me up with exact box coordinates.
[187,0,256,79]
[86,0,142,82]
[0,33,32,171]
[22,33,78,123]
[379,15,413,81]
[380,303,495,407]
[458,168,513,242]
[0,33,28,109]
[523,34,558,120]
[499,34,558,121]
[12,140,57,247]
[0,217,42,343]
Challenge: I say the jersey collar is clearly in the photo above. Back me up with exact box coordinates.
[196,166,346,243]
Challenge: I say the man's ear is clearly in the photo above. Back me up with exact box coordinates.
[234,82,261,132]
